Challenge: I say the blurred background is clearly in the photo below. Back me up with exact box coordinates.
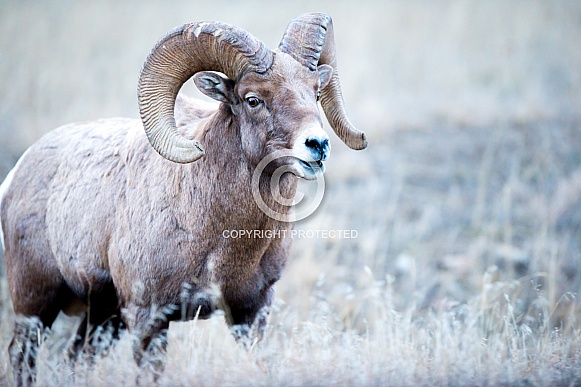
[1,1,580,158]
[0,0,580,378]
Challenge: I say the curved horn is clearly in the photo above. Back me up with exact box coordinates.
[138,22,274,163]
[279,13,367,150]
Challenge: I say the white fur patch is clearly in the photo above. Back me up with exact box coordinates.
[292,125,330,162]
[0,148,30,251]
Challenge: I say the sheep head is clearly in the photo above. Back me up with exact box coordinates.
[138,13,366,179]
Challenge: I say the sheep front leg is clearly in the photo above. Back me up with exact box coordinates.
[227,285,275,347]
[124,305,170,381]
[136,328,168,377]
[225,235,288,347]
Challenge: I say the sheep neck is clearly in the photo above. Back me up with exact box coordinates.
[189,105,298,233]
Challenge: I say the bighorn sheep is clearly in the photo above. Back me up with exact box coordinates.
[0,12,367,384]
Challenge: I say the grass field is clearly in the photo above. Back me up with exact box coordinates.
[1,1,581,385]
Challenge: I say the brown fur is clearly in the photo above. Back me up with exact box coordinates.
[1,52,331,382]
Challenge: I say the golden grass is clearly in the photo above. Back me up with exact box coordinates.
[1,1,581,385]
[2,266,580,385]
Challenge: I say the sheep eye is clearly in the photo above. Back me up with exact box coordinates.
[246,96,262,108]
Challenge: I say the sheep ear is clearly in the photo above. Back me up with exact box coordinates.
[193,71,236,104]
[317,64,333,91]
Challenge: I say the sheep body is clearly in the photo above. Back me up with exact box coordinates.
[2,14,367,385]
[2,97,290,333]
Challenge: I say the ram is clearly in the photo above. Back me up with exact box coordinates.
[0,13,366,384]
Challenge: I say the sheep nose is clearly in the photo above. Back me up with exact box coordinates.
[305,137,330,161]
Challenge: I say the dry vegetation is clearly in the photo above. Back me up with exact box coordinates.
[1,1,581,385]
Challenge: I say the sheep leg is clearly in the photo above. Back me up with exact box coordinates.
[68,312,124,364]
[87,314,124,357]
[8,289,64,386]
[136,328,168,374]
[5,229,74,384]
[125,306,169,381]
[227,285,275,347]
[8,316,45,387]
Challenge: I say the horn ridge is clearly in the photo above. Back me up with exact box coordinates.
[278,13,368,150]
[138,21,273,163]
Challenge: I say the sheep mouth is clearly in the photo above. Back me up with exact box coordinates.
[298,159,325,179]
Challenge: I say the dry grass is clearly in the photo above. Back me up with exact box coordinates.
[1,1,581,385]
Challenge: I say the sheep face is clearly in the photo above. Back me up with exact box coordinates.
[194,53,333,181]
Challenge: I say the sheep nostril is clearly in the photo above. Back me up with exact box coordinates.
[305,138,320,150]
[305,137,329,160]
